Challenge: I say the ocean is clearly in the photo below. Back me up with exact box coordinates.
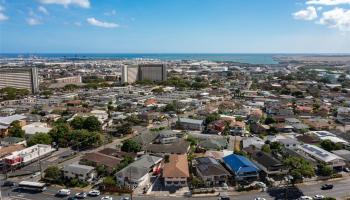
[0,53,278,64]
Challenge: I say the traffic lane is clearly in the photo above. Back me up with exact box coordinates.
[299,178,350,199]
[1,186,125,200]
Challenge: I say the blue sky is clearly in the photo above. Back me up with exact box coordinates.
[0,0,350,53]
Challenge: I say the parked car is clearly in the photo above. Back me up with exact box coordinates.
[88,190,101,196]
[120,197,130,200]
[218,196,230,200]
[221,183,229,190]
[298,196,313,200]
[2,181,17,187]
[184,191,192,197]
[30,172,41,178]
[101,196,113,200]
[75,192,87,199]
[321,184,333,190]
[254,198,266,200]
[313,194,325,200]
[56,189,71,196]
[344,167,350,172]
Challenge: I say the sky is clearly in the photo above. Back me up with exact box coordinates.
[0,0,350,53]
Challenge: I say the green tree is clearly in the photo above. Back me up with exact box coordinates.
[186,135,198,146]
[284,156,315,182]
[83,116,102,132]
[163,103,176,112]
[63,84,79,91]
[205,113,220,124]
[113,124,133,136]
[44,166,62,183]
[102,176,117,187]
[48,124,71,147]
[270,141,282,152]
[318,164,333,176]
[121,139,141,153]
[70,116,85,130]
[69,129,101,150]
[320,140,343,151]
[117,156,134,171]
[261,144,272,153]
[8,121,25,138]
[27,133,52,146]
[264,116,276,125]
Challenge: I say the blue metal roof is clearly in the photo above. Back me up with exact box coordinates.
[223,154,259,174]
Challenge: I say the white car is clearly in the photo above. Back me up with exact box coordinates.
[120,197,130,200]
[57,189,71,196]
[75,192,87,198]
[88,190,101,196]
[31,172,41,178]
[313,195,325,200]
[298,196,313,200]
[254,198,266,200]
[101,196,113,200]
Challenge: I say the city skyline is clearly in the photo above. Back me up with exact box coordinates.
[1,0,350,53]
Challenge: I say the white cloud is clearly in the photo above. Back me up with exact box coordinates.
[26,17,41,25]
[86,17,119,28]
[0,12,8,21]
[293,6,318,20]
[319,7,350,31]
[38,6,49,15]
[307,0,350,5]
[39,0,90,8]
[0,5,8,21]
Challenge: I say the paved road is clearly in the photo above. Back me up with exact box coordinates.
[1,177,350,200]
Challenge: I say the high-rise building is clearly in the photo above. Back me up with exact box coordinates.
[121,64,167,84]
[122,65,139,84]
[0,68,39,94]
[138,64,167,82]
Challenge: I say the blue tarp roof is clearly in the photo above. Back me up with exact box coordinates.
[223,154,259,174]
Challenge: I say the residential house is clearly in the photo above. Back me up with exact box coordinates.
[115,155,163,189]
[145,140,190,155]
[222,154,260,181]
[230,121,246,136]
[81,152,122,173]
[336,107,350,125]
[303,118,330,130]
[163,154,189,187]
[22,122,52,136]
[177,118,204,131]
[156,130,183,144]
[332,150,350,166]
[0,137,26,147]
[247,150,287,176]
[194,157,231,186]
[62,163,95,182]
[207,120,226,134]
[298,144,346,170]
[0,115,27,137]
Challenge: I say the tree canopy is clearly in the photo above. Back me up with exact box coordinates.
[27,133,52,146]
[320,140,343,151]
[83,116,102,132]
[8,121,25,138]
[121,139,141,153]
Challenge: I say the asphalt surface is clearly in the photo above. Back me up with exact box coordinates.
[1,177,350,200]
